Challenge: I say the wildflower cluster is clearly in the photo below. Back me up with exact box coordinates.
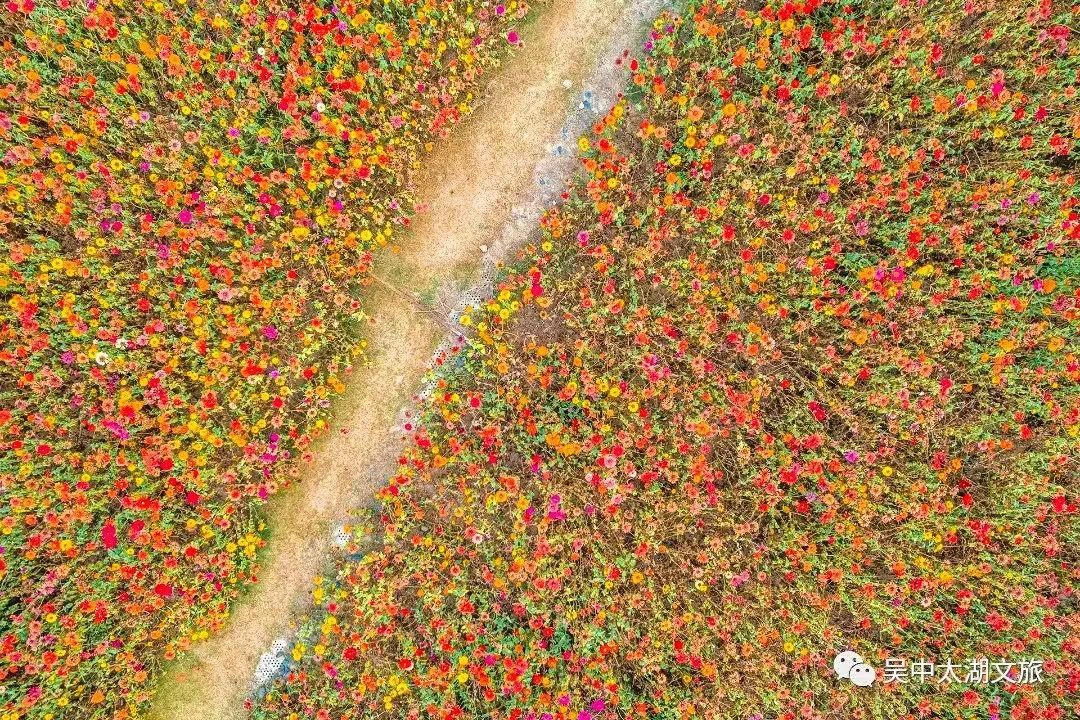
[0,0,527,716]
[255,2,1078,720]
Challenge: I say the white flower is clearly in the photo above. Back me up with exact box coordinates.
[95,351,109,366]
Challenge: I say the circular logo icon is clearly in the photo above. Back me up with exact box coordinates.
[833,651,863,679]
[849,663,877,687]
[834,652,876,686]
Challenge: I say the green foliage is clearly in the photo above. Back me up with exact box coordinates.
[254,2,1079,720]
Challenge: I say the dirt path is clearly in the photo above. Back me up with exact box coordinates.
[148,1,667,718]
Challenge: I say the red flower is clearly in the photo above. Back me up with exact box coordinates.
[101,521,118,549]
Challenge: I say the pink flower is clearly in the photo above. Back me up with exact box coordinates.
[507,29,520,44]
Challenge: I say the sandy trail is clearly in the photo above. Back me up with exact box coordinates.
[149,1,666,718]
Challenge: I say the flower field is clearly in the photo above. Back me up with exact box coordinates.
[0,0,528,717]
[253,1,1079,720]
